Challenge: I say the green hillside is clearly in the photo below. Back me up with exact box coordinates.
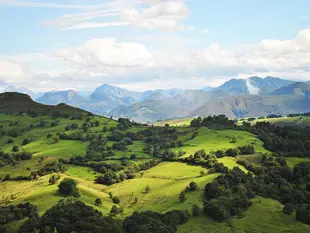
[1,96,310,233]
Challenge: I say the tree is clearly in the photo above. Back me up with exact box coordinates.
[200,171,205,177]
[54,136,60,143]
[283,203,294,215]
[179,191,186,203]
[95,198,102,206]
[112,196,120,204]
[49,175,60,185]
[145,185,151,193]
[109,205,123,216]
[12,145,19,152]
[192,204,200,217]
[189,181,198,191]
[58,179,77,196]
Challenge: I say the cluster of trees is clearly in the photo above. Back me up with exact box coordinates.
[0,202,38,225]
[203,167,254,222]
[18,199,188,233]
[0,151,33,167]
[69,156,123,174]
[250,122,310,157]
[287,112,310,117]
[190,115,236,129]
[96,160,160,186]
[203,156,310,225]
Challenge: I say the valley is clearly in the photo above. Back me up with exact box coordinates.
[0,93,310,232]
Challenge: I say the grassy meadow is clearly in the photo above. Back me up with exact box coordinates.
[1,112,309,233]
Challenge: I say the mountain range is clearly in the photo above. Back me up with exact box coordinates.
[1,76,309,123]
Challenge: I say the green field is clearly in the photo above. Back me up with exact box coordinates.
[1,111,309,233]
[178,197,310,233]
[154,118,194,127]
[175,127,269,157]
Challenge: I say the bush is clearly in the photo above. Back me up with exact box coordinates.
[179,191,186,203]
[189,181,198,191]
[192,204,200,216]
[58,178,77,196]
[112,196,120,204]
[49,175,60,185]
[145,185,151,193]
[12,145,19,152]
[95,198,102,206]
[283,203,294,215]
[7,138,14,144]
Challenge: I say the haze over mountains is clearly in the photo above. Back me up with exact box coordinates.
[1,76,309,123]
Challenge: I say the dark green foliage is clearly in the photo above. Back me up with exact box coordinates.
[22,138,32,146]
[192,204,200,217]
[0,202,38,225]
[250,122,310,157]
[190,115,236,129]
[179,191,186,203]
[112,196,120,204]
[283,203,294,215]
[37,161,67,176]
[58,178,77,196]
[7,138,14,144]
[225,148,239,157]
[296,204,310,225]
[237,145,255,155]
[46,133,53,139]
[123,210,189,233]
[188,181,198,191]
[95,198,102,206]
[12,145,19,152]
[49,174,60,185]
[110,205,123,216]
[19,200,123,233]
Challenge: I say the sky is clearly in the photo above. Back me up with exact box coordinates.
[0,0,310,92]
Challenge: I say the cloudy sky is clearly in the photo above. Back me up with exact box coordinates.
[1,0,310,92]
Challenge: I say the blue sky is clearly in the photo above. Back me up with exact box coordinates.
[0,0,310,91]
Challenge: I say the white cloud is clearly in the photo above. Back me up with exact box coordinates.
[2,29,310,91]
[63,22,129,30]
[55,38,154,68]
[38,0,190,31]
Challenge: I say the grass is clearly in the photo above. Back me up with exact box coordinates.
[1,113,310,232]
[175,127,269,157]
[65,165,98,181]
[0,156,56,179]
[285,157,310,168]
[143,162,208,180]
[154,118,194,127]
[178,196,310,233]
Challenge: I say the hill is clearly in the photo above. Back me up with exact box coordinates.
[0,92,92,117]
[0,106,310,232]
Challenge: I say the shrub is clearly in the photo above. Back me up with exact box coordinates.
[58,178,77,196]
[112,196,120,204]
[12,145,19,152]
[95,198,102,206]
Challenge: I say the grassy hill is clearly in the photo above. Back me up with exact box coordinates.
[1,95,310,233]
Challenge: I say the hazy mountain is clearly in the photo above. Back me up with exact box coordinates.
[271,82,310,97]
[201,86,214,92]
[37,90,85,107]
[190,94,310,119]
[216,76,294,96]
[109,89,227,123]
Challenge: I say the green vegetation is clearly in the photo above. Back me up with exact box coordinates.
[0,106,310,233]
